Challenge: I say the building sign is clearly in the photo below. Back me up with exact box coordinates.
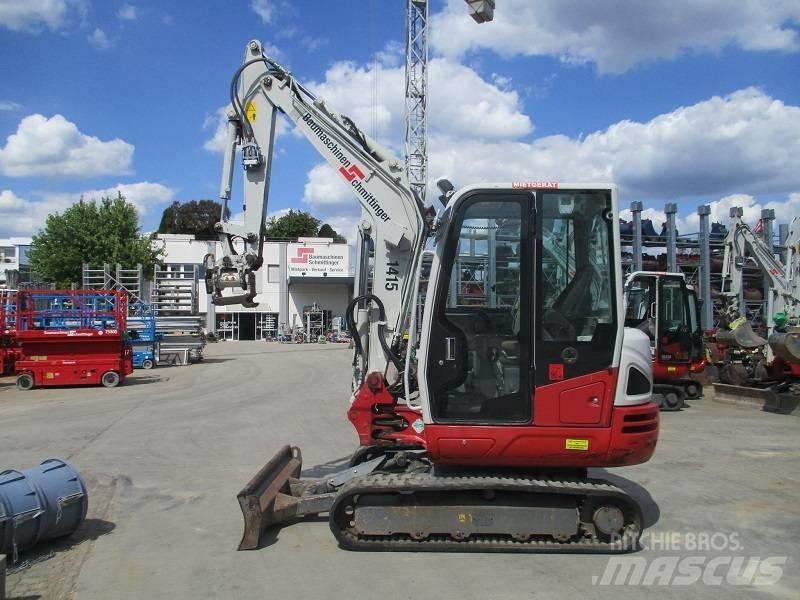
[288,242,349,278]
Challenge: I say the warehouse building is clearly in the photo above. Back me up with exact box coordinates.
[0,237,32,288]
[155,234,354,340]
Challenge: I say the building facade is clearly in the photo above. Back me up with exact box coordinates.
[156,234,354,340]
[0,237,32,287]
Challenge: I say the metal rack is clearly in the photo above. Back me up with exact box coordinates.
[621,202,784,333]
[151,264,197,315]
[82,263,147,314]
[304,304,325,342]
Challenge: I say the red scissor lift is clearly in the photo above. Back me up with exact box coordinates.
[14,289,133,391]
[0,289,19,376]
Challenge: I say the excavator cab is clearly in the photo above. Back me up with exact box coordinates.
[423,188,619,431]
[657,275,693,363]
[624,272,705,407]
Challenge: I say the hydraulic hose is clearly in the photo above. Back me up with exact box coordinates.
[346,294,404,384]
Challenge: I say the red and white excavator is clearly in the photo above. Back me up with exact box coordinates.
[205,41,659,552]
[710,209,800,395]
[624,272,706,410]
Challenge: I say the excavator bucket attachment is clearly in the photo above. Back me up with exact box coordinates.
[770,330,800,364]
[237,445,303,550]
[716,322,767,349]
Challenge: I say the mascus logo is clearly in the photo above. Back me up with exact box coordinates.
[291,247,314,264]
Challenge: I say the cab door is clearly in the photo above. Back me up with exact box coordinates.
[424,191,532,424]
[686,287,704,362]
[656,276,692,363]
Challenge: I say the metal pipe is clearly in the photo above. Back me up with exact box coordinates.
[762,208,775,330]
[631,201,643,272]
[697,205,712,329]
[665,203,677,273]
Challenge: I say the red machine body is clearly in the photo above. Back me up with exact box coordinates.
[348,368,658,469]
[14,290,133,390]
[0,290,18,376]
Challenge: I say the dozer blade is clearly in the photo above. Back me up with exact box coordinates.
[238,445,303,550]
[237,445,344,550]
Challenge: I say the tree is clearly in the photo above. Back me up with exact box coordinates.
[317,223,346,243]
[28,193,163,287]
[264,209,320,240]
[157,199,227,240]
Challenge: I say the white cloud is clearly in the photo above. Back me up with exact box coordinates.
[302,162,353,212]
[0,101,21,111]
[0,0,84,32]
[0,189,68,235]
[299,83,800,241]
[306,56,531,150]
[431,0,800,73]
[117,3,137,21]
[0,182,176,236]
[250,0,272,23]
[59,181,176,215]
[88,27,111,49]
[0,114,134,178]
[426,88,800,201]
[677,192,800,231]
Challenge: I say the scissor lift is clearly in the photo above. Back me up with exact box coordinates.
[14,289,133,390]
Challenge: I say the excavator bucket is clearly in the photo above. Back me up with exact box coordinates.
[770,330,800,364]
[716,322,767,349]
[237,445,341,550]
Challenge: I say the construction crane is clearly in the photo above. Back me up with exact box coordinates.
[710,209,800,392]
[206,40,658,553]
[624,272,705,410]
[404,1,495,203]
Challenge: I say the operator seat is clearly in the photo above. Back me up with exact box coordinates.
[542,268,594,339]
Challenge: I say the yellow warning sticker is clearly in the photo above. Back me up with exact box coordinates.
[46,372,54,379]
[565,438,589,451]
[245,101,257,123]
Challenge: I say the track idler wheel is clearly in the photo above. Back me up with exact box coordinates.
[663,391,681,410]
[683,381,702,399]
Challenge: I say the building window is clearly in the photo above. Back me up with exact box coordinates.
[267,264,280,283]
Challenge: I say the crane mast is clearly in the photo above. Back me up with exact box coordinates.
[205,40,429,382]
[405,0,429,203]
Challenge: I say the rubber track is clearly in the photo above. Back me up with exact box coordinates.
[329,472,642,553]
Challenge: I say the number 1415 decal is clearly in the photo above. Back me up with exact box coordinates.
[385,260,400,291]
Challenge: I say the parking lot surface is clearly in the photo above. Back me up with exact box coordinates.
[1,341,798,599]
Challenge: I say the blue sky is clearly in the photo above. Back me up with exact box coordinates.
[1,0,799,240]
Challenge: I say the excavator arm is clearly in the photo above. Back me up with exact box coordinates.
[205,40,429,380]
[721,212,800,328]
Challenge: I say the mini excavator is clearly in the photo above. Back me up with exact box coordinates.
[205,41,659,552]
